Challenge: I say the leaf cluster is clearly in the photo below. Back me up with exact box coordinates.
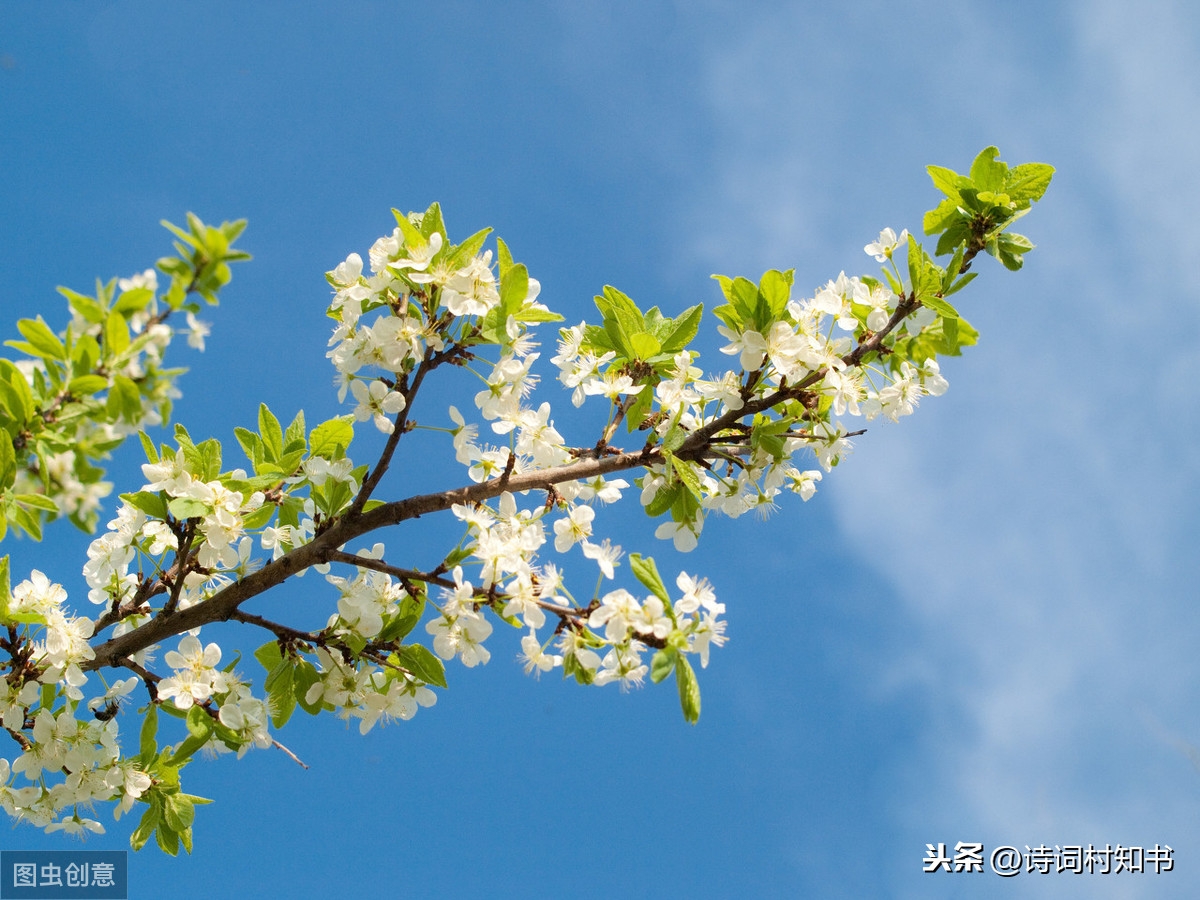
[923,146,1054,270]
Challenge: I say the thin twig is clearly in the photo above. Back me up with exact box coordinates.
[271,739,309,770]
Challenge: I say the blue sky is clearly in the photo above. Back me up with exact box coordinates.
[2,2,1199,897]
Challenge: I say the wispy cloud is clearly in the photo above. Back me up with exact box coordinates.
[683,3,1200,893]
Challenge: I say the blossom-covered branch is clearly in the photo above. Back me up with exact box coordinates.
[0,147,1053,851]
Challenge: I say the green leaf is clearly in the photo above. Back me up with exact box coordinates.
[676,655,701,724]
[294,661,323,715]
[195,437,223,481]
[395,643,447,688]
[563,651,595,685]
[164,793,195,832]
[11,505,41,541]
[934,222,972,257]
[659,304,703,356]
[66,374,109,396]
[168,497,209,520]
[254,640,284,673]
[113,286,155,314]
[13,493,55,515]
[499,262,530,317]
[266,661,297,728]
[392,208,424,248]
[926,164,964,199]
[186,704,214,738]
[140,704,159,760]
[168,732,209,765]
[283,409,307,455]
[17,317,66,361]
[0,431,14,491]
[0,361,34,422]
[420,202,447,242]
[0,555,10,621]
[104,309,131,357]
[628,331,661,360]
[968,146,1006,191]
[259,403,283,462]
[156,821,180,856]
[309,416,354,459]
[234,427,263,467]
[758,269,793,318]
[645,482,682,518]
[122,490,168,520]
[379,594,425,643]
[905,234,945,302]
[1004,162,1055,205]
[107,373,142,424]
[596,285,646,346]
[942,271,977,297]
[514,305,564,324]
[495,236,514,273]
[650,647,676,684]
[139,430,159,464]
[942,315,959,349]
[918,294,959,318]
[663,449,703,500]
[629,553,670,604]
[447,227,493,271]
[130,804,159,852]
[942,244,966,288]
[242,503,274,530]
[59,286,106,323]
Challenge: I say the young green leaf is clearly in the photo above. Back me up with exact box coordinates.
[676,655,701,724]
[629,553,670,604]
[396,644,448,688]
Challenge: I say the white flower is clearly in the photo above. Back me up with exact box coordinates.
[920,358,949,396]
[581,539,622,580]
[553,505,595,553]
[303,456,356,488]
[864,227,908,262]
[675,572,723,616]
[690,613,728,669]
[185,312,211,351]
[11,570,67,617]
[86,677,138,713]
[448,405,479,464]
[655,517,701,552]
[588,589,641,643]
[519,633,562,677]
[784,467,822,501]
[118,268,158,293]
[441,251,500,317]
[350,379,407,434]
[717,325,768,372]
[391,231,443,275]
[593,644,648,691]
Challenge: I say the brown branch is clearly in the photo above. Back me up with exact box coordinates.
[5,726,31,752]
[83,291,932,672]
[226,610,320,646]
[348,340,464,516]
[117,657,162,703]
[161,523,197,617]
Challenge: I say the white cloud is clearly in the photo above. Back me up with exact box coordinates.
[683,3,1200,893]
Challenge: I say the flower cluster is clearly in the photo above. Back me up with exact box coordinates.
[0,707,150,835]
[304,646,436,735]
[0,571,152,835]
[84,451,264,617]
